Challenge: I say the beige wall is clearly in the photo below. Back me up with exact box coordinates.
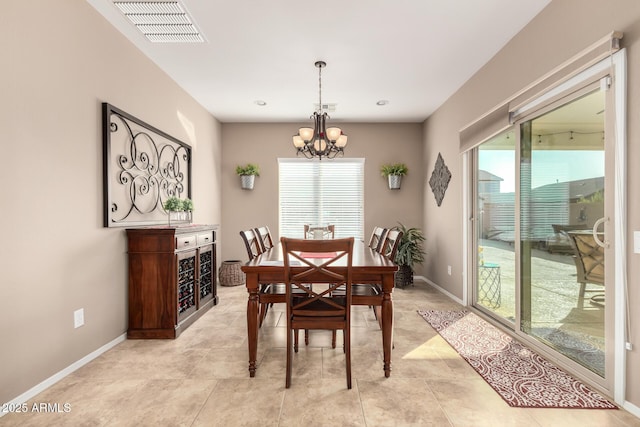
[221,123,423,262]
[423,0,640,407]
[0,1,221,404]
[5,0,639,413]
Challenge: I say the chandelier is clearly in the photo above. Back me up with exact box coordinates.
[292,61,348,159]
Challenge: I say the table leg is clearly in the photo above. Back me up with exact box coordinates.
[381,274,394,377]
[246,274,259,377]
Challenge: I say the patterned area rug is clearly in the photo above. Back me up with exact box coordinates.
[417,309,617,409]
[531,327,605,377]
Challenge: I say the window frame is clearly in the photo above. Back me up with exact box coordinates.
[278,158,365,241]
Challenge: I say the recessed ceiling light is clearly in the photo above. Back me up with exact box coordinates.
[113,1,204,43]
[376,100,389,106]
[255,100,267,106]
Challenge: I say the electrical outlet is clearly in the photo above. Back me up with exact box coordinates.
[74,309,84,328]
[447,265,452,276]
[626,342,633,351]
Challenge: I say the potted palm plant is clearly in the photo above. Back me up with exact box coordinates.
[380,163,408,189]
[236,163,260,190]
[393,222,426,288]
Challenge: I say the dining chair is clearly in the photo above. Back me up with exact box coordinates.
[566,230,605,306]
[239,229,262,260]
[349,229,404,329]
[304,224,335,239]
[240,228,284,327]
[239,228,313,333]
[254,226,274,253]
[325,224,335,239]
[380,229,403,260]
[354,226,388,316]
[281,236,354,389]
[368,226,388,252]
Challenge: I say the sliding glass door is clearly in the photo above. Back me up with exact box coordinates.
[519,86,607,378]
[470,67,619,391]
[472,130,516,324]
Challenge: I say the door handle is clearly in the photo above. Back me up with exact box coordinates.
[592,216,609,248]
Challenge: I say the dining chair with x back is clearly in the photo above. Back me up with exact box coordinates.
[281,236,354,389]
[254,226,274,253]
[240,228,281,327]
[304,224,335,240]
[380,229,403,261]
[349,227,403,328]
[368,226,388,252]
[239,229,262,261]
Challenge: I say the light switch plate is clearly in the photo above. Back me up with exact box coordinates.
[634,231,640,254]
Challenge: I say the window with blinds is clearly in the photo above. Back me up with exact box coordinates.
[278,158,364,241]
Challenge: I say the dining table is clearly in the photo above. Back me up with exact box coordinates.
[241,239,399,378]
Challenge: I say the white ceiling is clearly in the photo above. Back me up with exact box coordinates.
[87,0,550,123]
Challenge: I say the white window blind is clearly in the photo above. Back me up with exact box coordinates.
[278,158,364,241]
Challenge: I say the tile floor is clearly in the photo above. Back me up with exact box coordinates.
[2,281,640,426]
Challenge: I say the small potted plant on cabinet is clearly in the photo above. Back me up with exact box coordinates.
[182,197,194,222]
[163,196,183,226]
[393,222,426,288]
[381,163,408,190]
[236,163,260,190]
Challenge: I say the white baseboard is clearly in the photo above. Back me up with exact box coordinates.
[623,400,640,419]
[1,333,126,417]
[416,276,464,305]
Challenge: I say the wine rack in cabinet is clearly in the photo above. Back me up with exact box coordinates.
[126,224,219,339]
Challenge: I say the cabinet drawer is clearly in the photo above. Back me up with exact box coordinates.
[176,235,197,250]
[197,232,214,245]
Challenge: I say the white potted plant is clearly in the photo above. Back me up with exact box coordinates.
[163,196,183,225]
[380,163,408,190]
[182,197,194,222]
[236,163,260,190]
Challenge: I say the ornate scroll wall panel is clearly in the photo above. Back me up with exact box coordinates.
[102,103,192,227]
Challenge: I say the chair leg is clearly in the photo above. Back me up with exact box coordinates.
[286,327,292,388]
[305,330,309,346]
[374,306,383,329]
[294,329,299,353]
[258,302,268,327]
[578,282,586,307]
[345,327,351,389]
[332,330,336,349]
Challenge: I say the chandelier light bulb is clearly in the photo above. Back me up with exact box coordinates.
[314,138,327,152]
[326,127,342,141]
[299,127,314,141]
[336,134,348,148]
[292,135,304,148]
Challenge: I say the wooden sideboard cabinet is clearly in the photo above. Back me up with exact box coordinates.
[126,224,219,339]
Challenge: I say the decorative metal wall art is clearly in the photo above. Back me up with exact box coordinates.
[429,153,451,207]
[102,103,191,227]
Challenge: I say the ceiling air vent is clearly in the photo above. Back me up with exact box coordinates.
[113,1,204,43]
[314,103,337,113]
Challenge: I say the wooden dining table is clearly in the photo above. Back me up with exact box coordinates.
[241,239,399,378]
